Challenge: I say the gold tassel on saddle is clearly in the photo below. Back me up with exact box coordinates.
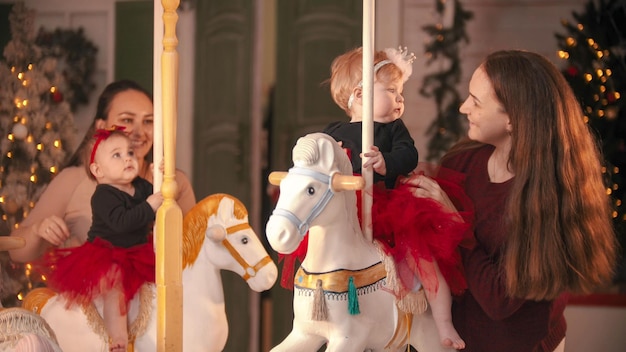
[312,279,328,321]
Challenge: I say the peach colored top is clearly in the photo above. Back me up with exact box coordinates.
[19,166,196,249]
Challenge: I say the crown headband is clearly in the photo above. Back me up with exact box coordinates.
[90,125,126,164]
[348,46,417,110]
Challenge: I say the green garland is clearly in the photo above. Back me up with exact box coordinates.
[420,0,473,161]
[35,27,98,111]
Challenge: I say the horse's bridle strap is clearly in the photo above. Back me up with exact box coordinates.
[226,223,250,234]
[294,262,386,293]
[271,167,336,236]
[221,223,272,281]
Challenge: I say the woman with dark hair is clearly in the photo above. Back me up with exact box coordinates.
[402,50,617,351]
[9,80,196,263]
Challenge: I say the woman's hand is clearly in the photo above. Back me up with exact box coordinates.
[35,216,70,247]
[400,174,458,213]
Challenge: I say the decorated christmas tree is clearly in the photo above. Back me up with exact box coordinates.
[0,2,77,306]
[0,2,76,234]
[555,0,626,282]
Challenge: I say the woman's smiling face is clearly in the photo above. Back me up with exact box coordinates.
[96,89,154,162]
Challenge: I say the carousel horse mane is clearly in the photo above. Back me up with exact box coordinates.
[182,193,248,268]
[0,307,61,350]
[293,133,352,175]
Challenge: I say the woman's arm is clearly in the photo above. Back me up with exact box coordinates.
[8,168,79,262]
[404,173,526,319]
[174,169,196,215]
[460,245,526,320]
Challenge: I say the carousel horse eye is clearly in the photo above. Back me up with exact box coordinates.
[307,187,315,195]
[241,237,249,244]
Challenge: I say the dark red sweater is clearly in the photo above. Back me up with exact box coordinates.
[443,145,567,352]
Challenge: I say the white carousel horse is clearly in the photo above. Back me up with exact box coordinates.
[265,133,450,352]
[22,193,278,352]
[1,237,62,352]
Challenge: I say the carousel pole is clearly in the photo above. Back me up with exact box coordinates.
[153,2,163,192]
[156,0,183,351]
[362,0,375,242]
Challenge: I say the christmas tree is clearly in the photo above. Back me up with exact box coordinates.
[0,2,77,306]
[555,0,626,283]
[0,2,76,234]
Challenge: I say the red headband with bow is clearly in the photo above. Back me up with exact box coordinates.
[89,125,126,164]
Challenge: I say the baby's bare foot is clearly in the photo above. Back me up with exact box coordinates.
[438,323,465,350]
[442,336,466,350]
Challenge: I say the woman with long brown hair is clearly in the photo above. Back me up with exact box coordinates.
[403,50,617,351]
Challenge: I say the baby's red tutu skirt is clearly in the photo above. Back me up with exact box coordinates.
[371,167,475,298]
[41,238,155,307]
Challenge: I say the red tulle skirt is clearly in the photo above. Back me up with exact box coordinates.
[41,237,155,307]
[370,166,475,298]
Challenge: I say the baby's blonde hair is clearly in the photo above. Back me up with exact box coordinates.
[329,47,403,116]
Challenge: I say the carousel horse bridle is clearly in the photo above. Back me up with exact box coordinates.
[221,222,273,280]
[270,167,337,237]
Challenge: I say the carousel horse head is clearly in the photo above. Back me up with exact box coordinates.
[183,193,277,292]
[1,237,63,351]
[265,132,364,254]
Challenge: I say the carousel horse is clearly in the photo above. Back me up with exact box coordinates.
[22,193,278,352]
[265,133,449,352]
[1,237,62,352]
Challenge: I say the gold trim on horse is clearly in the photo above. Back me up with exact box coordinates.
[294,262,386,293]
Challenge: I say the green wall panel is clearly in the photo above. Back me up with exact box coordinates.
[115,1,153,92]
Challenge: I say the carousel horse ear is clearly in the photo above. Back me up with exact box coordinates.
[268,171,287,186]
[330,174,365,192]
[317,137,337,172]
[206,225,227,242]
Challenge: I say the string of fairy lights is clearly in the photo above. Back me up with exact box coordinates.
[1,64,65,232]
[0,2,80,306]
[1,63,68,304]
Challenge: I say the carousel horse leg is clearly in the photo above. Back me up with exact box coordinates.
[325,329,371,352]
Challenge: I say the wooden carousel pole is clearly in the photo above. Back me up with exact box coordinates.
[156,0,183,351]
[362,0,375,242]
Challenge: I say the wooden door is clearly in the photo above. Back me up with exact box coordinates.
[193,2,255,351]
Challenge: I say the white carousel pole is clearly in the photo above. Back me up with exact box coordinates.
[153,2,163,191]
[362,0,375,242]
[156,0,183,351]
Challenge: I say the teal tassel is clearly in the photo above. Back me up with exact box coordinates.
[348,276,360,315]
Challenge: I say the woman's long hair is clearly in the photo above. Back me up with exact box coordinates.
[451,50,618,300]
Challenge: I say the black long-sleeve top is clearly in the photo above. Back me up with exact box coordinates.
[322,119,418,189]
[87,177,155,248]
